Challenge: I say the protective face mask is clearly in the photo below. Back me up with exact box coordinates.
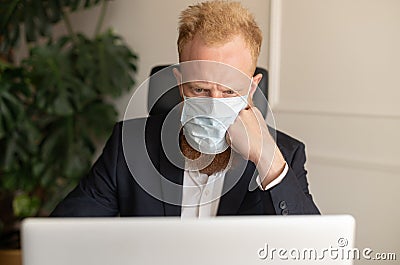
[180,79,252,154]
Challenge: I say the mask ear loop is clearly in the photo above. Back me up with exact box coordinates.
[179,75,183,97]
[248,76,253,97]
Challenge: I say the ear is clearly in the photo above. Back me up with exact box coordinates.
[249,73,263,99]
[172,68,184,98]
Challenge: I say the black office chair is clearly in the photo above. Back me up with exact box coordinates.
[147,64,269,117]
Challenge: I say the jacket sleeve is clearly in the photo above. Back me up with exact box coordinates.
[269,142,320,215]
[50,123,121,217]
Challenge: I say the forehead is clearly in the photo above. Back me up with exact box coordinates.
[179,61,251,92]
[180,34,254,76]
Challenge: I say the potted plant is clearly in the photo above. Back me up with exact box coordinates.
[0,0,138,255]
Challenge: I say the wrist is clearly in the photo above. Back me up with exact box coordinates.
[256,145,286,185]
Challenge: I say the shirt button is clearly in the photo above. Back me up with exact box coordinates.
[281,209,289,215]
[279,200,287,209]
[204,190,210,196]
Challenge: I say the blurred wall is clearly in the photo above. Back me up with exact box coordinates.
[270,0,400,263]
[25,0,398,262]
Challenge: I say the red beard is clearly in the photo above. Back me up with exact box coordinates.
[179,133,232,175]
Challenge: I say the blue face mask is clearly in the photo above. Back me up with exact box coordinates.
[180,80,252,154]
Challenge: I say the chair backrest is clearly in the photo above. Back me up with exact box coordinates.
[147,65,268,116]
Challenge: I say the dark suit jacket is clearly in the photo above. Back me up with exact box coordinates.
[51,113,320,217]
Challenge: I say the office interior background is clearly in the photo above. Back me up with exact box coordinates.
[12,0,400,264]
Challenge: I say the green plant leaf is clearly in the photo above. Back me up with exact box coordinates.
[24,3,36,42]
[0,169,18,190]
[12,193,40,218]
[0,67,29,135]
[45,0,62,23]
[69,0,82,12]
[78,100,117,139]
[53,92,74,115]
[40,120,68,165]
[1,0,138,226]
[0,0,104,52]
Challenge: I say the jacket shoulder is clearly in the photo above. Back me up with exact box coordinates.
[275,129,305,154]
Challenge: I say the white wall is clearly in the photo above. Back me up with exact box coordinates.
[270,0,400,263]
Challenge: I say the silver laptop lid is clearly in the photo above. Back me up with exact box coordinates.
[22,215,355,265]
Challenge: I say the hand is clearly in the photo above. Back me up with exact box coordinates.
[226,106,286,189]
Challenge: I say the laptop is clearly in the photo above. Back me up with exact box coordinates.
[21,215,355,265]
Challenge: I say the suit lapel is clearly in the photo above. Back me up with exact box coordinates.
[159,149,183,216]
[158,109,184,216]
[217,153,257,215]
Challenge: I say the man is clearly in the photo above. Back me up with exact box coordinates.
[51,1,319,217]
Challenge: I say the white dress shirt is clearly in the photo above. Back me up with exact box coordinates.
[181,162,288,218]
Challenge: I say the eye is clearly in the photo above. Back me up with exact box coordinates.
[193,88,204,93]
[192,87,210,96]
[224,90,236,95]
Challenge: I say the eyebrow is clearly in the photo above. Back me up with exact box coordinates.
[187,82,243,92]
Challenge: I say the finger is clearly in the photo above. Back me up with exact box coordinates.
[240,105,257,117]
[248,106,265,124]
[249,106,263,118]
